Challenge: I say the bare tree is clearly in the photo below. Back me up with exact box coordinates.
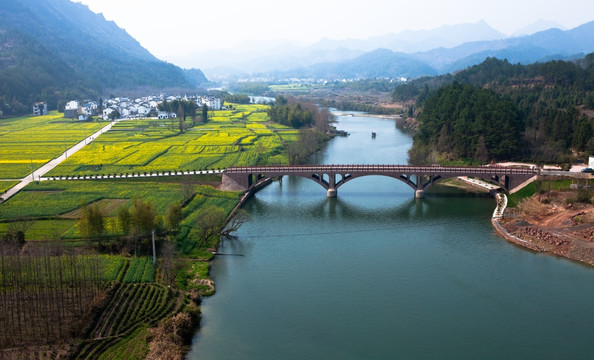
[193,206,226,250]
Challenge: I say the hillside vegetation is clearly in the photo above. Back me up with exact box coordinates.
[0,0,207,116]
[396,55,594,164]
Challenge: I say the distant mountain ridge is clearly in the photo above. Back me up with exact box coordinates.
[183,20,594,82]
[0,0,207,115]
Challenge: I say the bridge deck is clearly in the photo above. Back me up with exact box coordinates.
[225,164,538,176]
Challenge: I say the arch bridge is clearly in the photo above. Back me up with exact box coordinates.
[222,165,539,198]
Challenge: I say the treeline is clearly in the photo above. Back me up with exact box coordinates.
[394,55,594,163]
[227,82,270,96]
[267,96,335,164]
[317,99,400,115]
[327,78,402,92]
[222,93,251,104]
[409,83,524,164]
[267,95,334,132]
[78,199,179,255]
[158,98,209,132]
[0,244,103,349]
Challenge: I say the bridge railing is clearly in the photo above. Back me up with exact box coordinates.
[225,164,539,175]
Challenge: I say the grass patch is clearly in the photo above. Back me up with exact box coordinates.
[0,180,19,193]
[508,179,573,207]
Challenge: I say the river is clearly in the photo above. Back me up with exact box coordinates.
[187,114,594,359]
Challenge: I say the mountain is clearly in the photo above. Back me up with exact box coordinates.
[177,21,505,81]
[269,49,438,80]
[415,21,594,73]
[512,19,565,37]
[278,21,594,81]
[0,0,208,115]
[0,28,96,115]
[193,20,594,83]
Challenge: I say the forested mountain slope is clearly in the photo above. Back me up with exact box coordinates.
[0,0,207,116]
[395,55,594,164]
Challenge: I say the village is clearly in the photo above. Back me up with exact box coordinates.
[33,94,223,121]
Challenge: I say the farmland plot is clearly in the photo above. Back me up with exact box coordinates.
[0,112,105,178]
[46,104,295,176]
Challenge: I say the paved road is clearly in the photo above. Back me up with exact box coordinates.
[0,120,118,202]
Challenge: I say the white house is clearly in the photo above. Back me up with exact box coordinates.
[64,100,79,118]
[80,102,97,116]
[137,105,149,116]
[102,108,115,120]
[65,100,78,110]
[589,156,594,168]
[207,97,222,110]
[158,111,169,119]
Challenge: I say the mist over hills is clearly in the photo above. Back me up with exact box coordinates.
[182,20,594,82]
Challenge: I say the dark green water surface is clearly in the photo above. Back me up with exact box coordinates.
[188,115,594,360]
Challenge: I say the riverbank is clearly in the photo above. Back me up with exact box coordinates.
[439,177,594,265]
[496,195,594,266]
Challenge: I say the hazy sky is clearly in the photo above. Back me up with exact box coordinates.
[76,0,594,60]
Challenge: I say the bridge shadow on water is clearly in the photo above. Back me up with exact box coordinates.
[241,182,495,227]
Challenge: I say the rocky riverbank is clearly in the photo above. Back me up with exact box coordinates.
[496,198,594,266]
[442,178,594,266]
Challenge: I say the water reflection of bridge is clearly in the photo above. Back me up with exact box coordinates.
[222,165,539,198]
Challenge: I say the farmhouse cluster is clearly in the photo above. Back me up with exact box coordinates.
[57,94,223,121]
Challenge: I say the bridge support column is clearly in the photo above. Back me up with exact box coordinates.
[327,188,337,198]
[415,190,425,198]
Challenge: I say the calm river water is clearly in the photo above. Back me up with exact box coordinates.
[188,114,594,359]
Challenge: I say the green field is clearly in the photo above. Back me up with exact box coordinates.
[46,104,298,177]
[0,102,297,358]
[0,111,106,179]
[0,180,19,193]
[0,177,240,243]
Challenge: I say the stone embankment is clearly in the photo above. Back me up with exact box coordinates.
[456,176,544,251]
[491,218,544,252]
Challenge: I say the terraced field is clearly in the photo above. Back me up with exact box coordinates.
[75,279,175,359]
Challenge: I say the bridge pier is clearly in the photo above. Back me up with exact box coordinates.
[415,190,425,198]
[327,188,337,198]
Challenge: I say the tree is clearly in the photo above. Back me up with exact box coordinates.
[221,209,249,238]
[474,135,489,163]
[131,199,157,238]
[184,100,198,126]
[108,109,120,121]
[118,205,131,235]
[193,206,226,250]
[177,102,185,133]
[130,199,157,254]
[158,99,169,112]
[165,202,183,233]
[1,220,32,247]
[78,204,104,242]
[202,104,208,123]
